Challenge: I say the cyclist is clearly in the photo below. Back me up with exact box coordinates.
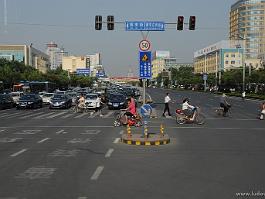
[220,93,231,117]
[78,94,85,110]
[259,101,265,120]
[182,98,196,121]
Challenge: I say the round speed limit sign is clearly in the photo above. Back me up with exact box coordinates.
[139,40,151,51]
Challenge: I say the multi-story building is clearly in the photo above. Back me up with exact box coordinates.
[62,53,103,77]
[151,51,170,79]
[0,44,50,73]
[194,40,245,74]
[230,0,265,63]
[46,42,68,70]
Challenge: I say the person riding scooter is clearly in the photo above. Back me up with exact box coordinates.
[220,93,231,117]
[259,101,265,120]
[182,98,196,121]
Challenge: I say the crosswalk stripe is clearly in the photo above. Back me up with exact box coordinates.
[61,113,74,118]
[4,112,30,119]
[89,111,99,118]
[102,111,114,118]
[74,112,88,118]
[0,112,9,117]
[0,112,23,118]
[20,111,45,119]
[46,112,67,119]
[34,112,56,119]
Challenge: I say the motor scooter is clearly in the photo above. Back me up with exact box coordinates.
[175,107,205,125]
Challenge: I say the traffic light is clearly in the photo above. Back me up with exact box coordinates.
[107,15,114,30]
[189,16,196,30]
[95,15,102,30]
[177,16,184,30]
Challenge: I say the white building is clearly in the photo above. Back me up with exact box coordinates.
[46,42,68,70]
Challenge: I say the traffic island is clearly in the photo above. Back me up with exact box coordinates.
[121,133,170,146]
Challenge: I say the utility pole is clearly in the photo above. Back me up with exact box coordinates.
[4,0,7,32]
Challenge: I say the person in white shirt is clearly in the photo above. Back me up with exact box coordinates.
[182,98,195,120]
[162,93,171,117]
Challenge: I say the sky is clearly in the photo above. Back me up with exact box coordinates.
[0,0,235,76]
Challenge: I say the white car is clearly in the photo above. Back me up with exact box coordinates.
[11,92,24,104]
[85,94,101,109]
[42,93,54,104]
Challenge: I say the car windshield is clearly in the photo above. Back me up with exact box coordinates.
[86,94,97,100]
[53,94,65,99]
[43,93,54,97]
[20,95,35,100]
[110,95,124,101]
[11,93,20,97]
[0,94,7,100]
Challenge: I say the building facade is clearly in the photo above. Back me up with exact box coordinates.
[0,44,50,73]
[46,42,68,70]
[62,53,103,77]
[230,0,265,63]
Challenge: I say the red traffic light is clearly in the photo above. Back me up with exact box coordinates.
[189,16,196,30]
[177,16,184,30]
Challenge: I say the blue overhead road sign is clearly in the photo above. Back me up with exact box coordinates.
[126,21,165,31]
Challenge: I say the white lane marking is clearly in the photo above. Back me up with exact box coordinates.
[119,130,124,135]
[10,149,27,157]
[102,111,114,118]
[20,111,45,119]
[46,112,67,119]
[0,129,5,133]
[37,138,50,143]
[113,138,120,144]
[105,148,114,158]
[74,112,88,118]
[61,113,74,118]
[35,112,56,119]
[55,130,66,134]
[78,197,87,199]
[81,130,101,135]
[91,166,104,180]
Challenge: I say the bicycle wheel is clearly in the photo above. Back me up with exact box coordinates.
[195,114,205,125]
[176,116,186,125]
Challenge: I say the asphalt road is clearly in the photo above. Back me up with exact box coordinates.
[0,88,265,199]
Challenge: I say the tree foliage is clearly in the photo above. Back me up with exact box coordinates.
[0,59,95,89]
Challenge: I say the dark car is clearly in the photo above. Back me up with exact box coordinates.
[107,93,127,110]
[17,94,43,109]
[49,94,72,109]
[0,94,14,109]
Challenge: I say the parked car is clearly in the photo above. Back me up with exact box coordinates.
[0,94,14,109]
[11,92,24,104]
[85,93,101,109]
[49,94,72,109]
[17,94,43,109]
[107,93,127,110]
[42,93,54,104]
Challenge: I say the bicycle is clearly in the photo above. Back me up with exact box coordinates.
[176,107,205,125]
[215,105,232,117]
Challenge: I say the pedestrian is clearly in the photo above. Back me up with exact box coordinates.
[242,91,246,101]
[162,93,171,117]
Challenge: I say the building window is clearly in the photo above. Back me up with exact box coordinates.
[231,61,235,64]
[225,61,229,64]
[225,54,229,57]
[231,54,235,57]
